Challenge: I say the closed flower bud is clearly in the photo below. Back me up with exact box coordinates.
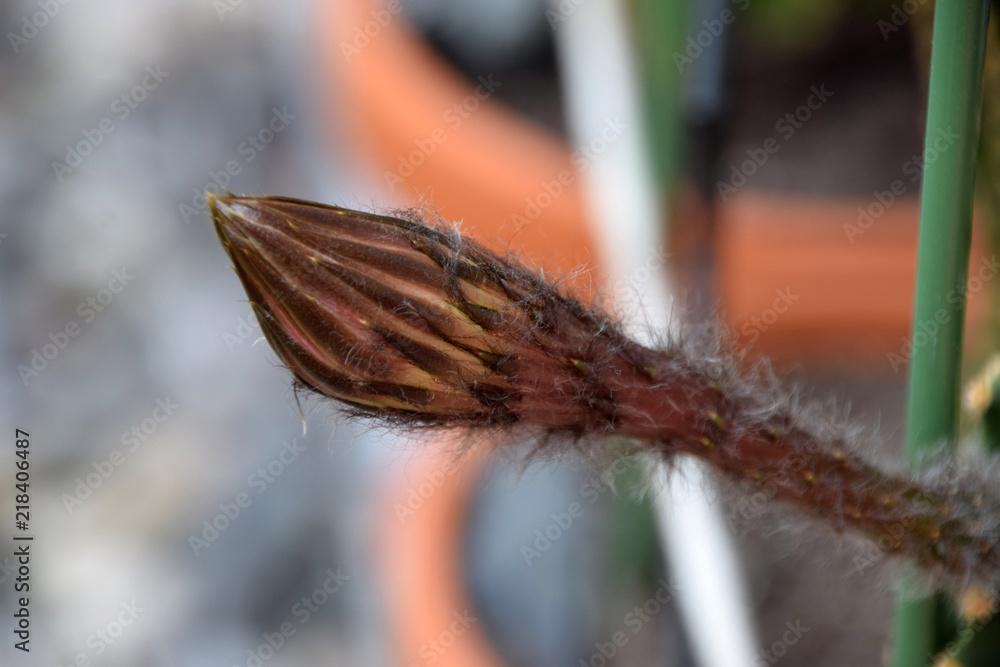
[210,194,712,438]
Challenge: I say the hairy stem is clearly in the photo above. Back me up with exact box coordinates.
[211,194,1000,591]
[675,417,998,587]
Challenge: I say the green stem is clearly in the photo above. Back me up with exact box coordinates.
[894,1,991,666]
[632,0,687,192]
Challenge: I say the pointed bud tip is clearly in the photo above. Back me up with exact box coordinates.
[209,194,270,252]
[207,192,242,227]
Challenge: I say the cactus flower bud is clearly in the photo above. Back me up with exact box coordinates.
[212,194,1000,591]
[209,194,709,436]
